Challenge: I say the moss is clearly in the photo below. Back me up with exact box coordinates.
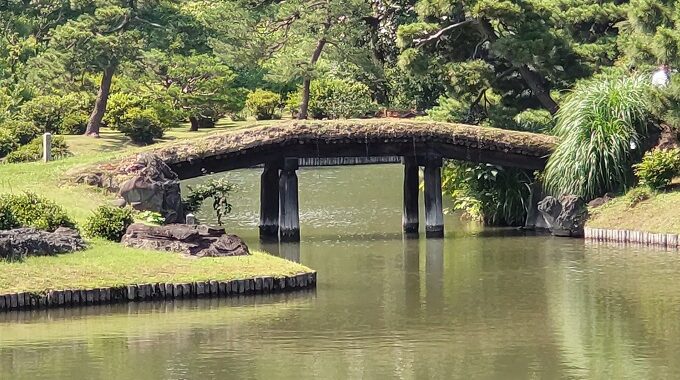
[71,119,557,190]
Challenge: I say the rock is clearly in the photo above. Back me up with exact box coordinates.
[118,154,185,223]
[0,228,86,261]
[587,193,614,209]
[538,195,588,238]
[121,223,249,257]
[111,198,127,208]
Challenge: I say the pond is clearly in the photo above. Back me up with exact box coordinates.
[3,165,680,379]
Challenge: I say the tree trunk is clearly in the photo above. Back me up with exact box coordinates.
[476,19,559,114]
[189,116,199,132]
[298,21,331,120]
[85,65,116,137]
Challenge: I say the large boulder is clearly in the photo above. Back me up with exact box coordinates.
[121,223,250,257]
[538,195,588,237]
[118,154,185,223]
[0,227,86,261]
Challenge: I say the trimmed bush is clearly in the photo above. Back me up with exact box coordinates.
[4,135,71,163]
[0,119,41,158]
[0,202,18,230]
[116,107,165,144]
[20,93,92,134]
[634,148,680,190]
[59,113,88,135]
[0,192,74,231]
[84,206,134,241]
[309,78,377,119]
[246,89,282,120]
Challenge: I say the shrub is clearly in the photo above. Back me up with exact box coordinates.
[308,78,377,119]
[442,162,532,226]
[84,206,134,241]
[116,107,165,144]
[20,93,92,134]
[246,89,281,120]
[0,192,74,231]
[634,148,680,190]
[184,177,233,225]
[4,136,71,163]
[625,187,652,208]
[0,119,40,158]
[513,109,555,133]
[137,210,165,225]
[59,113,88,135]
[0,202,18,230]
[544,75,651,200]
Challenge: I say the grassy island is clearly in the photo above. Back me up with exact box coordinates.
[0,121,311,297]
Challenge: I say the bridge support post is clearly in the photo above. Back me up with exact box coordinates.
[424,156,444,238]
[259,161,281,240]
[279,158,300,242]
[402,156,419,236]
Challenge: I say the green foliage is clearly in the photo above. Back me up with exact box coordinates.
[513,109,555,133]
[442,162,533,226]
[625,187,653,208]
[0,119,40,158]
[304,78,377,119]
[184,178,234,225]
[115,107,166,145]
[246,89,281,120]
[0,192,74,231]
[59,113,88,135]
[137,211,165,226]
[4,136,71,163]
[544,75,652,200]
[84,206,134,242]
[19,93,91,134]
[634,148,680,190]
[0,202,18,230]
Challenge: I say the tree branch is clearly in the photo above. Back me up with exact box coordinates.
[414,19,475,47]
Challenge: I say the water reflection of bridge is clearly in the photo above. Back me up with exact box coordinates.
[168,120,554,241]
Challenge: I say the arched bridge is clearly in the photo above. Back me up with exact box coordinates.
[157,120,555,241]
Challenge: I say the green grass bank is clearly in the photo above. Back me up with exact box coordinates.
[0,120,311,296]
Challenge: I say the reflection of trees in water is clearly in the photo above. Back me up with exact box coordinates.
[546,243,680,378]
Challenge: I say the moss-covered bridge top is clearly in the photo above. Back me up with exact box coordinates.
[78,119,556,184]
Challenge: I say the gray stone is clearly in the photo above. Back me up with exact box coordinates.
[127,285,137,301]
[111,198,127,208]
[121,223,249,257]
[538,195,588,238]
[0,228,86,260]
[118,153,185,223]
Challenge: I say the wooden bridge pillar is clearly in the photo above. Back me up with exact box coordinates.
[279,158,300,242]
[402,156,419,236]
[424,156,444,238]
[259,161,281,240]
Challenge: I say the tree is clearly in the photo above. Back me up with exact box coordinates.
[146,52,247,131]
[50,1,170,137]
[397,0,626,122]
[259,0,372,119]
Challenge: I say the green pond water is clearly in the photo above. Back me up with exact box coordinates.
[3,165,680,379]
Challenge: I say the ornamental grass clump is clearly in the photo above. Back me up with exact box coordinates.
[544,75,652,200]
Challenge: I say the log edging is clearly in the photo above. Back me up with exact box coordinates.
[584,227,680,249]
[0,272,316,313]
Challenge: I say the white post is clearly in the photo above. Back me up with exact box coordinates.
[186,213,197,225]
[42,133,52,162]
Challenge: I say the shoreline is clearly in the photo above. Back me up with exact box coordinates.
[584,227,680,249]
[0,272,317,313]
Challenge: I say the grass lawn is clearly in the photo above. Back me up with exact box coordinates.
[0,120,311,295]
[0,242,307,294]
[587,187,680,234]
